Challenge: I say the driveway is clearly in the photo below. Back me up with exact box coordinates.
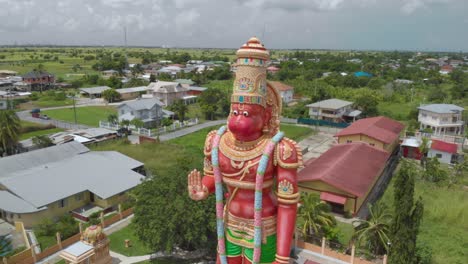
[298,131,337,162]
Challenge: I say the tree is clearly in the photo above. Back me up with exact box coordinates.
[352,202,392,255]
[170,99,189,121]
[32,135,53,148]
[296,193,336,240]
[132,158,216,252]
[130,118,144,129]
[0,110,21,156]
[418,137,430,168]
[120,119,130,129]
[107,113,118,125]
[0,235,12,257]
[353,89,381,117]
[198,88,228,120]
[102,89,121,103]
[107,76,122,89]
[452,155,468,184]
[422,157,448,183]
[389,160,424,264]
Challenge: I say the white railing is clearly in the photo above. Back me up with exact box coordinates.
[99,118,199,138]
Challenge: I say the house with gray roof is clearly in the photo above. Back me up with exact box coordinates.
[79,86,111,98]
[418,104,464,135]
[118,98,167,127]
[0,142,144,228]
[147,81,188,106]
[306,98,361,123]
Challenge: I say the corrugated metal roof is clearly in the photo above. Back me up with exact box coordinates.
[1,151,144,208]
[116,86,150,94]
[118,98,163,111]
[418,104,464,114]
[79,86,111,95]
[306,98,353,109]
[298,143,390,197]
[0,142,89,177]
[0,191,45,213]
[335,116,404,144]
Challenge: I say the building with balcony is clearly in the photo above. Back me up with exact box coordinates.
[418,104,464,135]
[306,98,360,123]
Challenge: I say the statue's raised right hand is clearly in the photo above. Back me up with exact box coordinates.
[188,169,208,200]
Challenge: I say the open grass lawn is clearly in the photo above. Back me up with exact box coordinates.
[43,106,117,127]
[281,124,316,141]
[378,101,419,121]
[91,139,195,175]
[19,127,63,140]
[36,235,56,251]
[336,221,354,247]
[379,165,468,264]
[108,223,152,257]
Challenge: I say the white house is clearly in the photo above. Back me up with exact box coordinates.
[147,81,188,106]
[306,98,360,123]
[428,139,458,164]
[269,81,294,104]
[418,104,464,135]
[118,98,165,127]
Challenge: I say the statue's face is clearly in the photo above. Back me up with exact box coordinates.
[228,103,265,140]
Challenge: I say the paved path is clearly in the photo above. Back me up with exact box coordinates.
[109,251,152,264]
[17,110,90,130]
[159,120,226,141]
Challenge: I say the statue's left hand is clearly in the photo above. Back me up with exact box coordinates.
[187,169,208,200]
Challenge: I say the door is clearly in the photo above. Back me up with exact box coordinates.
[90,193,95,203]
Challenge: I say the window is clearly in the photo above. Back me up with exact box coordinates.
[346,140,352,143]
[17,214,21,219]
[421,113,427,117]
[75,193,83,201]
[120,110,124,114]
[369,143,375,146]
[436,153,442,158]
[131,111,134,115]
[58,198,67,208]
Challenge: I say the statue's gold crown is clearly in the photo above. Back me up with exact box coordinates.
[231,37,270,107]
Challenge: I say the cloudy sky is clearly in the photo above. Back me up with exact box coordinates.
[0,0,466,51]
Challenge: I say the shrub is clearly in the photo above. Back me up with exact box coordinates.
[56,214,79,239]
[88,211,102,226]
[34,218,55,237]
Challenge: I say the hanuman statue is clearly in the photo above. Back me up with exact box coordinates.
[188,37,302,264]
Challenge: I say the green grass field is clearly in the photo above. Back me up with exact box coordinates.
[379,163,468,264]
[42,106,117,127]
[108,223,152,257]
[36,235,56,251]
[19,128,63,140]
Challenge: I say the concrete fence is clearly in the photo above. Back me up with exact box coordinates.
[296,239,387,264]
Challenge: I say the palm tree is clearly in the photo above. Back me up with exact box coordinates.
[352,202,392,255]
[297,193,336,240]
[170,99,189,122]
[0,110,21,156]
[107,113,118,125]
[0,235,12,257]
[130,118,144,129]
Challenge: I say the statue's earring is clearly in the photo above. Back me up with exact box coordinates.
[262,125,269,134]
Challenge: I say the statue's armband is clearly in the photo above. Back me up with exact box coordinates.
[203,130,217,177]
[274,137,303,169]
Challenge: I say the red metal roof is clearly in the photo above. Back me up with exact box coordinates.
[431,139,457,154]
[269,81,294,91]
[298,143,390,197]
[320,192,347,204]
[335,116,404,144]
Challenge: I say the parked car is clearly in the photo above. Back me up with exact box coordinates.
[39,114,50,120]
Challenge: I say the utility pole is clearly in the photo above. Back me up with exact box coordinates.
[73,93,77,124]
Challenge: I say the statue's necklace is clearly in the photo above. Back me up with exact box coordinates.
[219,131,269,162]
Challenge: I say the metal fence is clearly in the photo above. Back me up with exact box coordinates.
[297,118,350,128]
[99,118,199,138]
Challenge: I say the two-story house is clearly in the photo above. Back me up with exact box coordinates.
[418,104,464,135]
[147,81,188,106]
[118,98,165,128]
[306,98,356,123]
[269,81,294,104]
[22,70,55,91]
